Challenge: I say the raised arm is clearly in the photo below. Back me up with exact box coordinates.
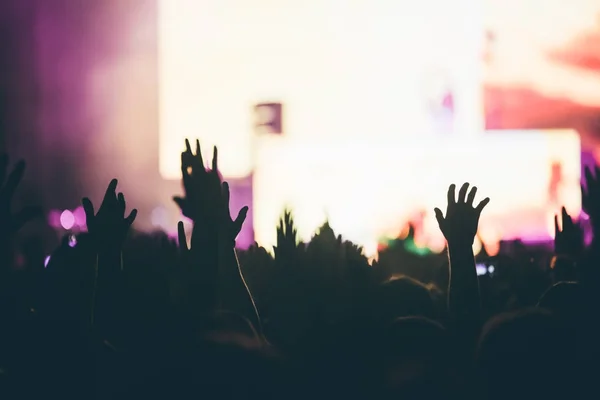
[82,179,137,334]
[173,139,261,333]
[434,182,489,343]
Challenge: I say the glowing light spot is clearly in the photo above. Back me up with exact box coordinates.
[60,210,75,230]
[47,210,61,228]
[73,206,86,227]
[488,265,495,274]
[68,235,77,248]
[44,256,51,268]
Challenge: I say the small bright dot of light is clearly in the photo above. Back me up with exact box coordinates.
[44,256,51,268]
[68,235,77,248]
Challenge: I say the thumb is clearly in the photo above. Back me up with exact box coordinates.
[434,207,445,228]
[173,196,186,211]
[233,206,249,234]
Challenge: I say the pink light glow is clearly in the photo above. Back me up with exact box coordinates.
[60,210,75,230]
[73,206,86,227]
[47,210,61,228]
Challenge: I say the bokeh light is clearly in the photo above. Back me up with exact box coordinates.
[47,210,61,228]
[73,206,87,228]
[60,210,75,230]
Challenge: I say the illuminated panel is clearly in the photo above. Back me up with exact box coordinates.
[158,0,485,179]
[253,130,580,251]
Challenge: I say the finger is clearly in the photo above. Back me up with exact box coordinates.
[1,160,25,202]
[103,179,118,204]
[173,196,186,211]
[233,206,249,234]
[177,221,188,251]
[124,209,137,227]
[212,146,218,172]
[585,167,594,186]
[458,182,469,203]
[195,139,204,169]
[475,197,490,214]
[185,138,192,154]
[222,181,233,220]
[434,207,444,227]
[466,186,478,206]
[561,206,572,228]
[0,154,8,186]
[117,192,126,213]
[581,184,588,202]
[82,197,95,222]
[12,206,43,231]
[554,214,560,237]
[447,184,456,205]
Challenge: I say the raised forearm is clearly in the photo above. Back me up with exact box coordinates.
[447,242,481,329]
[218,245,262,334]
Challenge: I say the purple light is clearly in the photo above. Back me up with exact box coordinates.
[60,210,75,230]
[73,206,86,227]
[47,210,61,228]
[68,235,77,248]
[44,255,51,268]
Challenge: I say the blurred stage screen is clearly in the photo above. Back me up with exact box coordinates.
[253,131,580,252]
[156,1,593,250]
[158,0,484,179]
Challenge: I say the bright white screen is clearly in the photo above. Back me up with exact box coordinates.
[253,130,580,251]
[158,0,485,179]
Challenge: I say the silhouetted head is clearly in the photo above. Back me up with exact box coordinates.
[370,276,436,322]
[538,281,582,317]
[477,308,575,399]
[371,316,455,398]
[122,334,287,400]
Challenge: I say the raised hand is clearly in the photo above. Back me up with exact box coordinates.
[0,156,41,243]
[82,179,137,251]
[174,139,248,245]
[434,182,490,245]
[274,209,299,263]
[554,206,583,257]
[173,139,217,220]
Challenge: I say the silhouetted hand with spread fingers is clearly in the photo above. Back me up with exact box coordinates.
[435,183,489,342]
[173,139,248,246]
[0,156,41,253]
[82,179,137,252]
[434,182,490,246]
[554,206,584,258]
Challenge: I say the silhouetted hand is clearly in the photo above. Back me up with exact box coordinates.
[583,165,600,229]
[434,183,490,246]
[173,139,211,220]
[274,210,298,261]
[554,206,583,257]
[173,140,248,246]
[82,179,137,251]
[0,156,41,245]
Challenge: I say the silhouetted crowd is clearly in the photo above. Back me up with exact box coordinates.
[0,139,598,400]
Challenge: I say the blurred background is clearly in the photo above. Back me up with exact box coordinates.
[0,0,599,254]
